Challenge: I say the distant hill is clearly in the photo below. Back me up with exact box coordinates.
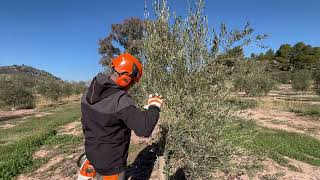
[0,65,60,80]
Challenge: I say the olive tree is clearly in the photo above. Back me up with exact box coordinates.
[136,0,266,178]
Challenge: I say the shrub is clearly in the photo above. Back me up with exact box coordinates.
[136,0,266,178]
[291,70,313,91]
[233,61,276,96]
[0,76,35,109]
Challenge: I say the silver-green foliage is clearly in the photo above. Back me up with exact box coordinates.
[136,0,266,178]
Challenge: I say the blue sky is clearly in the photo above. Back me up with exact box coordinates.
[0,0,319,81]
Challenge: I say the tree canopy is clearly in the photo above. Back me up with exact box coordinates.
[252,42,320,71]
[98,17,145,66]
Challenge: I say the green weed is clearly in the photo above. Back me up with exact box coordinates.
[0,130,55,179]
[226,119,320,167]
[44,134,82,147]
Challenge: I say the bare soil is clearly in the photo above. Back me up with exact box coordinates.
[57,120,82,136]
[0,123,16,129]
[254,157,320,179]
[17,146,83,180]
[34,112,53,118]
[0,109,35,121]
[217,157,320,179]
[0,109,53,129]
[242,108,320,140]
[127,124,165,179]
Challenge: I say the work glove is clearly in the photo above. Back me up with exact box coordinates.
[143,94,164,109]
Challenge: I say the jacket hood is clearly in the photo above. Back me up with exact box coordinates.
[86,73,121,105]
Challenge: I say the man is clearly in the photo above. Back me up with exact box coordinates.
[78,53,163,180]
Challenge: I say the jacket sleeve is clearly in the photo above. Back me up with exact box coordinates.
[115,93,160,137]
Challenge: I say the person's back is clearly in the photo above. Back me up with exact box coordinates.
[78,53,164,180]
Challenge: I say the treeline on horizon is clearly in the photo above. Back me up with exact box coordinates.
[251,42,320,71]
[247,42,320,94]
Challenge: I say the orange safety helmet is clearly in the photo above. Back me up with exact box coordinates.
[110,53,143,87]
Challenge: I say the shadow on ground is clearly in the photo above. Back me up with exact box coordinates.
[126,127,186,180]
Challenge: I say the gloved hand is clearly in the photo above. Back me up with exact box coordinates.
[143,94,164,109]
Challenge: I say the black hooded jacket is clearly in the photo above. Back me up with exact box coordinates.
[81,73,160,175]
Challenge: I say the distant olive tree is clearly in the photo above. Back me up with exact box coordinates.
[70,81,88,95]
[37,78,64,101]
[36,78,88,101]
[233,61,276,96]
[291,70,313,91]
[0,76,35,109]
[60,81,73,98]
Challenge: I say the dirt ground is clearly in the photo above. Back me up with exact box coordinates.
[257,157,320,179]
[242,108,320,140]
[0,108,35,121]
[8,84,320,179]
[57,120,82,137]
[0,109,52,129]
[236,84,320,140]
[219,157,320,180]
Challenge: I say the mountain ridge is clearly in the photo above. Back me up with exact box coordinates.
[0,64,60,80]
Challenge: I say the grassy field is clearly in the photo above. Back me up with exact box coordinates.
[0,102,81,179]
[226,119,320,167]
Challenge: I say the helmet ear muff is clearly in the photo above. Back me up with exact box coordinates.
[116,74,132,87]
